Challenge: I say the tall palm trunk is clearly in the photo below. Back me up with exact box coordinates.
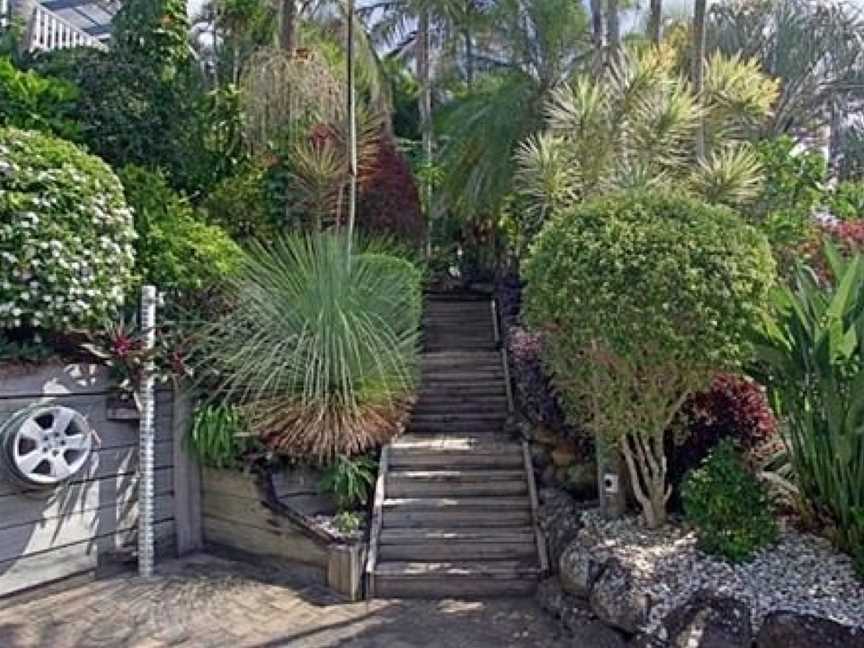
[590,0,604,73]
[464,28,475,87]
[648,0,662,44]
[279,0,295,52]
[346,0,357,255]
[606,0,620,56]
[693,0,707,160]
[418,9,434,254]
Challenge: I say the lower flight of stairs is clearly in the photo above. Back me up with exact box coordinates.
[366,293,547,598]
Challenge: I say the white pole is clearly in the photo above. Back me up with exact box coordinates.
[138,285,157,578]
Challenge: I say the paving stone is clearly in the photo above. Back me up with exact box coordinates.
[0,553,569,648]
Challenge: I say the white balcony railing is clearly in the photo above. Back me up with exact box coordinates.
[25,3,106,52]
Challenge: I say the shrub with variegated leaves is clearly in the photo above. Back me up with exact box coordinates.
[0,128,135,332]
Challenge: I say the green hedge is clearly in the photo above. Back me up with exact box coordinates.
[0,128,135,331]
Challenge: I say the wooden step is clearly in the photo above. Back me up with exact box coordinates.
[413,398,508,412]
[391,434,518,451]
[410,412,506,423]
[387,470,527,498]
[372,560,540,598]
[380,527,536,545]
[408,422,505,434]
[389,453,523,470]
[379,541,536,562]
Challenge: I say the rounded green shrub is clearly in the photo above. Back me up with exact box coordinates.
[119,165,241,293]
[525,191,776,367]
[0,128,135,331]
[524,191,776,527]
[682,439,778,561]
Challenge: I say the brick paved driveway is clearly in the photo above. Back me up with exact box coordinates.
[0,554,570,648]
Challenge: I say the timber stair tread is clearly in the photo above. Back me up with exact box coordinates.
[368,292,544,599]
[375,561,541,577]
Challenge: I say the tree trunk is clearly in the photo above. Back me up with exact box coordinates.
[464,28,475,88]
[590,0,604,73]
[606,0,621,58]
[620,432,670,529]
[418,10,434,255]
[279,0,295,53]
[693,0,707,161]
[345,0,357,255]
[648,0,662,44]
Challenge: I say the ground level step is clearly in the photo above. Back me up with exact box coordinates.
[372,560,540,598]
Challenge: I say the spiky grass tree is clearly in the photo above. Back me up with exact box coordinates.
[192,234,422,462]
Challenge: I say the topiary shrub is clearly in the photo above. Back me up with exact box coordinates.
[118,165,241,294]
[0,128,135,332]
[524,191,776,527]
[682,439,778,562]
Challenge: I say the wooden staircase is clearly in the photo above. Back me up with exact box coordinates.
[366,292,548,598]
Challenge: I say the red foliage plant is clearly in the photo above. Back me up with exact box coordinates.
[357,136,424,244]
[666,373,778,505]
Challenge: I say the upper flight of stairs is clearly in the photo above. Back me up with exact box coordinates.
[366,292,548,598]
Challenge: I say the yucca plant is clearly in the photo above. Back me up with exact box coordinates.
[754,244,864,575]
[513,45,779,237]
[191,234,422,462]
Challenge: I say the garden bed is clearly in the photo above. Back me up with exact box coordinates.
[538,495,864,646]
[200,466,367,601]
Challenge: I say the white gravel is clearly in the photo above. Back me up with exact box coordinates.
[579,510,864,634]
[310,512,367,542]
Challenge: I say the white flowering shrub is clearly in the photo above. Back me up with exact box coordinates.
[0,128,135,331]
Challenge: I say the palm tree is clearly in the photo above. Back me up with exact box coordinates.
[280,0,296,51]
[590,0,604,72]
[606,0,620,55]
[436,0,591,217]
[707,0,864,147]
[693,0,707,160]
[648,0,662,43]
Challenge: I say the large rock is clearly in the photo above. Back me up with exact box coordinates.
[559,540,607,598]
[590,559,650,634]
[662,591,751,648]
[537,488,583,566]
[756,611,864,648]
[630,633,669,648]
[535,577,592,635]
[570,621,629,648]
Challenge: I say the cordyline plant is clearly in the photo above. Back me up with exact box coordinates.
[753,244,864,575]
[190,234,422,462]
[524,191,775,528]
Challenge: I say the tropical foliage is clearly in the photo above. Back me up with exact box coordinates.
[0,57,79,140]
[513,46,778,249]
[682,439,778,562]
[754,247,864,574]
[191,234,422,461]
[119,166,241,294]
